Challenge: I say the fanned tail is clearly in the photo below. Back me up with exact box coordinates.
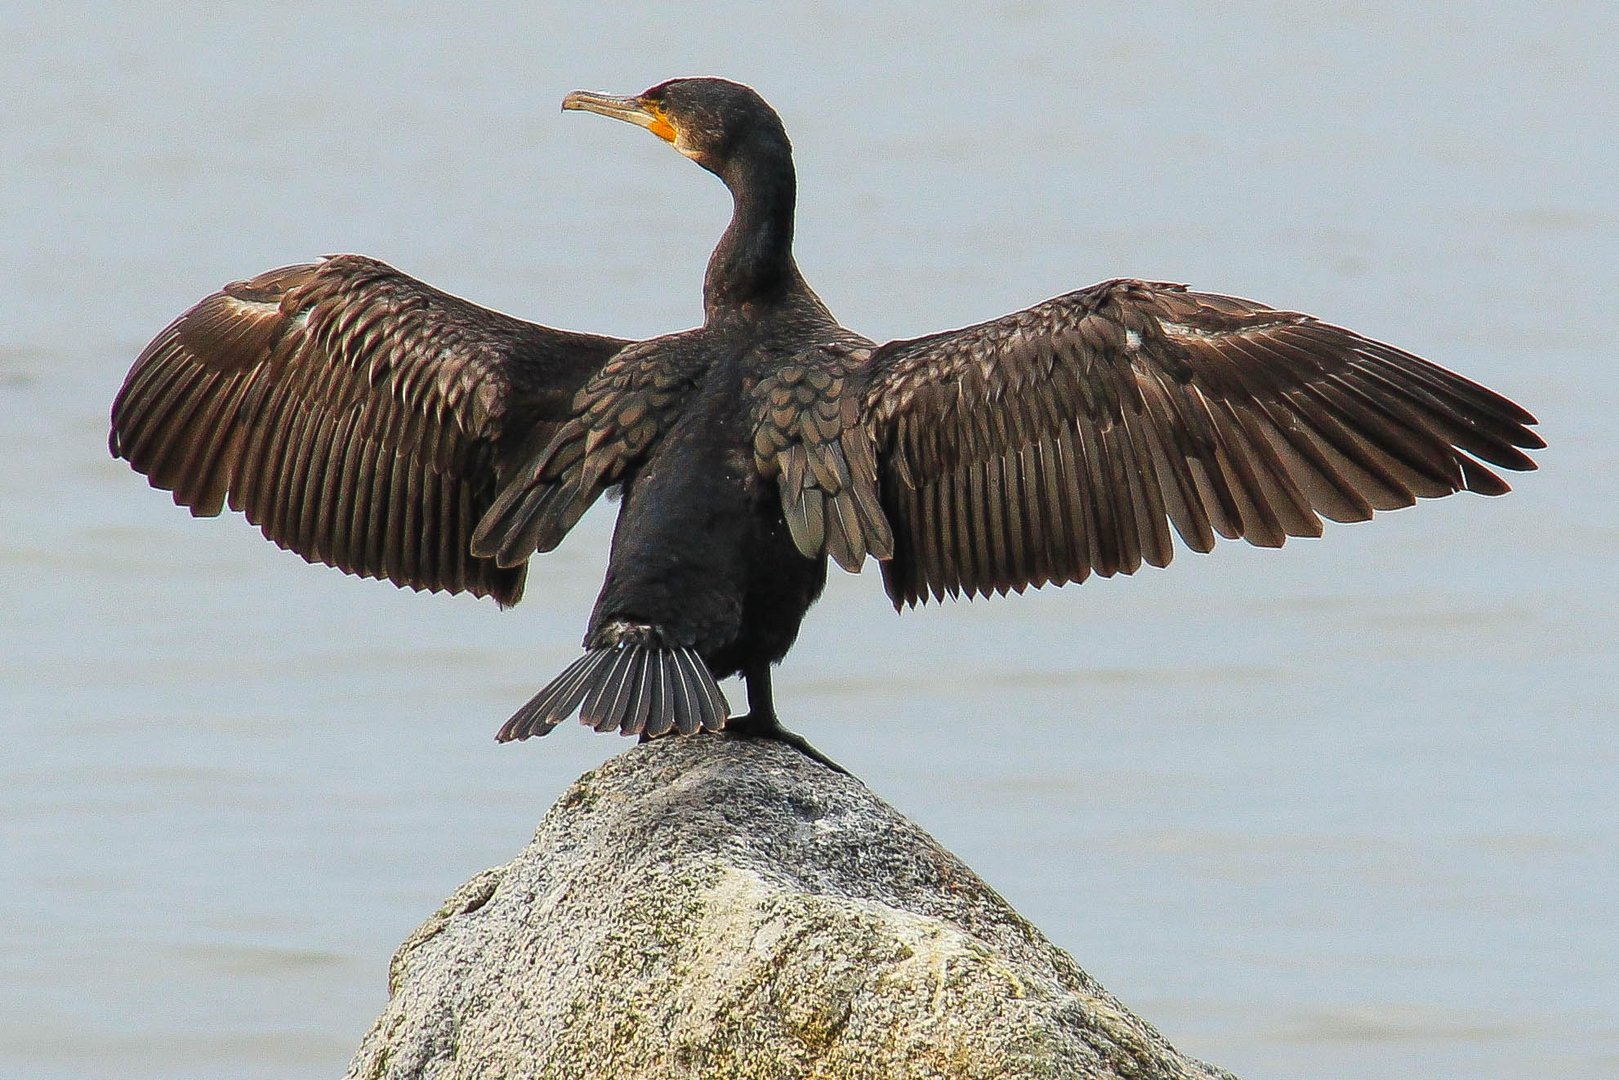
[497,639,730,742]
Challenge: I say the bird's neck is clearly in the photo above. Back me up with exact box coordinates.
[704,135,800,319]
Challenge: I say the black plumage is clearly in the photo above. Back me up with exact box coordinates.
[110,78,1541,764]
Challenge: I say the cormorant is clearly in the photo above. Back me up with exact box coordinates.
[110,78,1541,765]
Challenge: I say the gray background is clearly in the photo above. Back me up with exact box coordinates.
[3,3,1614,1078]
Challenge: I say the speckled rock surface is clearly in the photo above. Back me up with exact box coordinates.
[345,736,1238,1080]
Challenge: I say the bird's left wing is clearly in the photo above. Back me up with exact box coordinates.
[760,279,1541,608]
[110,255,633,605]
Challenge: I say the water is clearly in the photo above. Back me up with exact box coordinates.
[3,3,1615,1077]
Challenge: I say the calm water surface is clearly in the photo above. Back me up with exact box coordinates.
[3,4,1616,1078]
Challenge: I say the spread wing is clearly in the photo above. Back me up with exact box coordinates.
[109,254,633,606]
[759,279,1542,607]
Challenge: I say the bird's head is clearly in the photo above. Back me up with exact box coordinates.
[562,77,789,180]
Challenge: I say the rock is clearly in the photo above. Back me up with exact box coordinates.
[346,735,1239,1080]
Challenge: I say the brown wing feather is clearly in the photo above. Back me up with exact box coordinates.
[860,278,1542,608]
[470,334,709,567]
[751,344,894,573]
[110,254,632,605]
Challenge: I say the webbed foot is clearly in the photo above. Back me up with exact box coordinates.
[723,712,849,775]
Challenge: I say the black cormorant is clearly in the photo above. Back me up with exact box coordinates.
[110,78,1542,764]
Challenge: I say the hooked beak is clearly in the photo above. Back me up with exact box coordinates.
[562,90,677,145]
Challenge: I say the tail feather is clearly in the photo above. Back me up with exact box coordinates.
[583,646,639,733]
[620,649,653,736]
[669,654,703,737]
[497,640,730,743]
[497,649,610,741]
[643,656,673,738]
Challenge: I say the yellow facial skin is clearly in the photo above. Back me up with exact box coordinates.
[642,105,677,145]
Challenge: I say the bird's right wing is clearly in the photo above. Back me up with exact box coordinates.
[858,279,1542,606]
[110,254,633,606]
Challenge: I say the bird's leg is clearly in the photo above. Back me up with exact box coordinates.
[740,660,776,723]
[725,662,848,775]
